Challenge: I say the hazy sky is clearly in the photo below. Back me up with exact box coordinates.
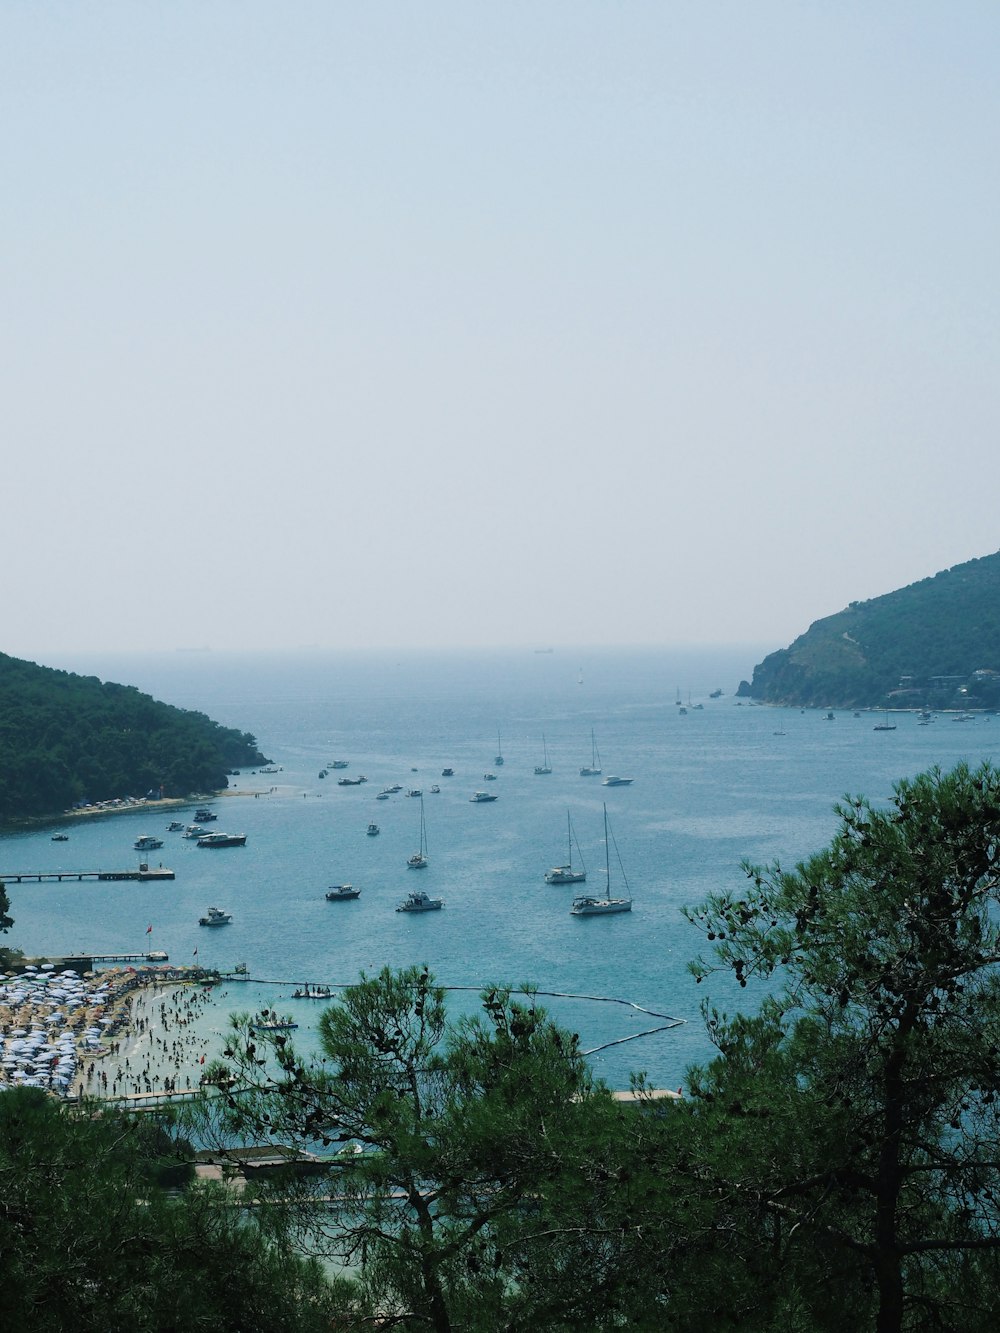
[4,4,999,659]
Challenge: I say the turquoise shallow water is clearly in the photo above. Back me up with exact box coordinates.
[4,646,998,1090]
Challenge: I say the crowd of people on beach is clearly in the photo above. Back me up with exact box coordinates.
[0,963,219,1100]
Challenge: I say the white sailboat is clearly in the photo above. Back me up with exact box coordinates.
[534,734,552,775]
[407,795,429,868]
[545,811,587,884]
[571,805,632,916]
[494,730,504,766]
[579,728,602,776]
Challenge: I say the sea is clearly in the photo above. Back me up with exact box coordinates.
[3,644,998,1093]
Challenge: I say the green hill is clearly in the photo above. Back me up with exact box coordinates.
[0,653,269,821]
[738,551,1000,709]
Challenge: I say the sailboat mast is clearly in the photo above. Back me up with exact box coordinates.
[604,803,611,899]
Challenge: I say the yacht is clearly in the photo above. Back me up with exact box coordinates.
[545,811,586,884]
[441,768,454,777]
[166,821,185,832]
[329,761,350,769]
[601,776,634,787]
[534,734,552,775]
[51,833,69,842]
[198,906,232,927]
[337,775,368,786]
[470,791,498,802]
[396,891,444,912]
[134,835,164,851]
[195,832,248,848]
[579,729,602,776]
[193,808,217,822]
[407,795,429,868]
[570,805,633,916]
[406,788,422,798]
[326,884,361,900]
[183,824,205,838]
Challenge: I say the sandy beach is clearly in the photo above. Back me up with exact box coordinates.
[0,964,224,1101]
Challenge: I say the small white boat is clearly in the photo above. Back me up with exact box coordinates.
[601,776,634,787]
[570,805,632,916]
[134,835,164,851]
[406,788,422,798]
[166,821,185,832]
[337,775,368,786]
[326,884,361,901]
[329,760,349,769]
[199,907,232,927]
[430,784,441,793]
[470,791,498,802]
[182,824,204,838]
[396,891,444,912]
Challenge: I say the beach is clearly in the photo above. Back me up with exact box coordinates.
[0,963,224,1101]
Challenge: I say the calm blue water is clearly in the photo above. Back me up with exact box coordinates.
[4,645,998,1090]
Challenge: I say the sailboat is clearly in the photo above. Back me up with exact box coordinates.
[494,730,504,766]
[407,796,429,868]
[534,734,552,775]
[579,728,602,776]
[873,710,897,732]
[545,811,587,884]
[571,805,632,916]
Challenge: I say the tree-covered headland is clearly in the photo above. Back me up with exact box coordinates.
[5,760,1000,1329]
[0,651,268,821]
[739,549,1000,708]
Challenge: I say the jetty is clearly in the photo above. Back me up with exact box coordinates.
[0,865,175,883]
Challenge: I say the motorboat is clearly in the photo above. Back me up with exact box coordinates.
[326,884,361,900]
[195,832,248,848]
[134,835,164,851]
[396,891,443,912]
[570,805,632,916]
[406,788,422,798]
[253,1015,298,1031]
[166,821,185,832]
[483,772,497,781]
[601,776,634,787]
[51,833,69,842]
[182,824,205,838]
[441,767,454,777]
[545,811,587,884]
[367,823,380,836]
[199,907,232,926]
[377,791,390,800]
[470,791,498,802]
[329,760,350,769]
[337,775,368,786]
[193,808,217,822]
[429,784,441,794]
[385,783,403,793]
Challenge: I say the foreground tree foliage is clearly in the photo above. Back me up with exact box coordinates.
[206,967,705,1331]
[685,761,1000,1331]
[0,1088,343,1332]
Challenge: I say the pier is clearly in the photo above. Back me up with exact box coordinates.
[0,866,175,883]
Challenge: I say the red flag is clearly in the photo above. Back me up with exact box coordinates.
[146,924,152,934]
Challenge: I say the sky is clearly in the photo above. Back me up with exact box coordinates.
[3,3,999,660]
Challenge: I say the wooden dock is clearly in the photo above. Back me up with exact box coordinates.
[0,866,175,883]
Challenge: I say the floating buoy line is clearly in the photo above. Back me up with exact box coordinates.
[227,977,686,1056]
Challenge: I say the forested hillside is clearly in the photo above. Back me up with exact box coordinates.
[0,653,268,820]
[739,551,1000,707]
